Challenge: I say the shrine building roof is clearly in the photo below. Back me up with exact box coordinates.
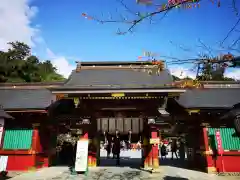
[51,61,174,91]
[0,89,55,110]
[0,60,240,110]
[177,88,240,109]
[64,69,173,89]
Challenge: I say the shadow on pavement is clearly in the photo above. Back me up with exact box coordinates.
[0,175,12,180]
[163,176,189,180]
[160,158,205,173]
[160,159,188,168]
[0,172,11,180]
[99,157,201,172]
[0,177,11,180]
[99,157,142,169]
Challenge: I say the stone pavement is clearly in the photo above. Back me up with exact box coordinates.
[5,150,239,180]
[7,166,240,180]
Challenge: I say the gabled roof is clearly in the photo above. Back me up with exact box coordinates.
[177,88,240,109]
[55,68,173,90]
[0,89,55,110]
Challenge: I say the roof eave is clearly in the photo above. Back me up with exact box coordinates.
[4,108,48,113]
[0,110,14,119]
[50,88,186,94]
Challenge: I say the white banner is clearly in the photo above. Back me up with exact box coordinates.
[0,118,5,145]
[75,140,89,172]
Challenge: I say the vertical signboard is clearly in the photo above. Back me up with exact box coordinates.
[0,118,5,145]
[215,130,223,155]
[75,140,89,172]
[215,130,225,172]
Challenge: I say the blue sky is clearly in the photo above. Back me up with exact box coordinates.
[29,0,240,78]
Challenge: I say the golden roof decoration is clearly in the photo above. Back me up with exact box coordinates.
[173,80,203,89]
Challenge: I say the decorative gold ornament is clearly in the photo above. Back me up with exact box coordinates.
[174,80,203,89]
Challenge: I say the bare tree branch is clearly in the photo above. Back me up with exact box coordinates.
[221,16,240,45]
[116,0,137,16]
[232,0,239,16]
[230,36,240,48]
[82,0,202,34]
[169,40,193,52]
[198,39,214,58]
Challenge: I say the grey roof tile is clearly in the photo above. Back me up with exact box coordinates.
[177,89,240,109]
[63,69,173,89]
[0,89,55,109]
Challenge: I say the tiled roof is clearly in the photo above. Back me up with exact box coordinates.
[0,89,55,110]
[177,88,240,109]
[79,61,154,66]
[60,69,173,89]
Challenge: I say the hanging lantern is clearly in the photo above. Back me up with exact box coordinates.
[82,13,87,16]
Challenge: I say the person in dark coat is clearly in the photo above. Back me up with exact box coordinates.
[112,130,121,165]
[170,139,178,160]
[61,141,74,165]
[127,130,132,150]
[160,143,167,159]
[104,131,112,158]
[179,139,185,161]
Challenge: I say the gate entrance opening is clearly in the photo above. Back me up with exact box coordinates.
[97,116,144,167]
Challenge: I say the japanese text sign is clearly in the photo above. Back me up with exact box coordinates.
[215,130,223,155]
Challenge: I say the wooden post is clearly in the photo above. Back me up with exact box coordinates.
[151,130,159,169]
[202,127,216,173]
[31,123,40,169]
[143,136,149,169]
[149,126,159,171]
[142,120,150,170]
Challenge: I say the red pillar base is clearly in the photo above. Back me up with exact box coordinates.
[150,128,160,170]
[142,125,160,171]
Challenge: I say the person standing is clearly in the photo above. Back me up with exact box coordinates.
[112,130,121,165]
[179,139,185,162]
[127,130,132,150]
[104,131,112,158]
[160,142,167,159]
[170,139,178,160]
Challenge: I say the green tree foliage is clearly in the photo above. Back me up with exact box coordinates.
[0,41,65,83]
[196,62,235,81]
